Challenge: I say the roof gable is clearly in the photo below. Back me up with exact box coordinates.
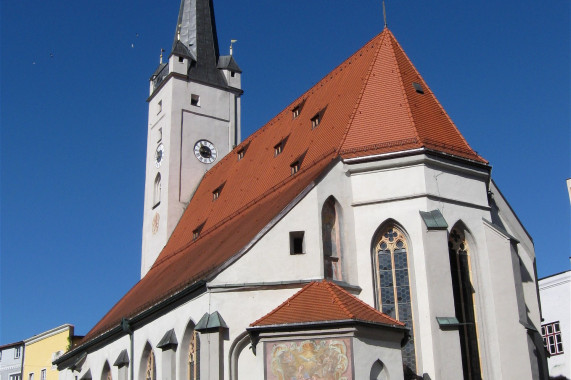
[250,281,404,327]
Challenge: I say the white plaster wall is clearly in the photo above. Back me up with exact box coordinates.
[540,271,571,378]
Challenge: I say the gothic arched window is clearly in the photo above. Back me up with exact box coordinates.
[101,362,111,380]
[188,330,200,380]
[322,197,342,281]
[153,173,161,207]
[145,351,156,380]
[373,225,416,375]
[449,227,482,380]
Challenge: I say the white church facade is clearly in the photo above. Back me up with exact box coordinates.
[55,1,548,379]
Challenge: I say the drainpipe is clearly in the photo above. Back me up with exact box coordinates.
[121,319,133,380]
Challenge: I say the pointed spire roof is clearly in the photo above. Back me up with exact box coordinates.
[80,28,487,344]
[172,0,226,87]
[250,281,405,328]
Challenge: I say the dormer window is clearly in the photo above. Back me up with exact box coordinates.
[311,113,321,129]
[193,224,204,241]
[412,82,424,94]
[274,142,283,156]
[212,184,224,201]
[237,148,244,160]
[292,106,300,119]
[191,94,200,106]
[290,161,300,175]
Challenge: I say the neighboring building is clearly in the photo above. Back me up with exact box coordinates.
[0,342,24,380]
[23,325,73,380]
[55,1,548,379]
[540,268,571,379]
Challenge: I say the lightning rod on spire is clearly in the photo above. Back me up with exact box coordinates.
[230,39,237,56]
[382,1,388,28]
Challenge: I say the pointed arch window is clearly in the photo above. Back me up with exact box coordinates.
[188,330,200,380]
[153,173,161,208]
[322,197,343,280]
[373,225,416,375]
[449,227,482,380]
[145,351,156,380]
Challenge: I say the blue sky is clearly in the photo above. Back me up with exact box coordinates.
[1,0,569,344]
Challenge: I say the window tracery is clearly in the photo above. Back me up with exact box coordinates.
[145,351,156,380]
[153,173,161,207]
[188,330,200,380]
[322,198,342,281]
[449,227,481,380]
[373,225,416,376]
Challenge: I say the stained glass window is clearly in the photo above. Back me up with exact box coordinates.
[449,228,482,380]
[374,226,416,376]
[322,198,342,281]
[145,351,156,380]
[188,330,200,380]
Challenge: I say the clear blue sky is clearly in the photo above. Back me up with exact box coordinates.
[1,0,569,344]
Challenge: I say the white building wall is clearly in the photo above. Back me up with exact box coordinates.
[540,270,571,378]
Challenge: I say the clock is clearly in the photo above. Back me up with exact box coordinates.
[194,140,217,164]
[155,143,165,168]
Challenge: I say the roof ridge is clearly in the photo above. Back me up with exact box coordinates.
[322,281,355,319]
[337,31,388,153]
[388,32,486,163]
[388,32,422,145]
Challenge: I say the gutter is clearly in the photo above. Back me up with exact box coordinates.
[55,280,206,369]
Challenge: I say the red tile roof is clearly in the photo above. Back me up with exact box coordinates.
[82,28,485,343]
[250,281,404,327]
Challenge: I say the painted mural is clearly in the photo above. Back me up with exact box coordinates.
[264,338,353,380]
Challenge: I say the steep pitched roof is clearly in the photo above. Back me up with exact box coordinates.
[250,281,404,327]
[82,28,485,343]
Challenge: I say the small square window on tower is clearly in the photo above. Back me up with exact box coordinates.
[157,100,163,114]
[311,113,321,129]
[191,94,200,106]
[289,231,305,255]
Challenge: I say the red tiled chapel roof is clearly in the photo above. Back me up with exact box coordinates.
[82,28,486,343]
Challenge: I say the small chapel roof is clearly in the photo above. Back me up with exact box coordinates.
[81,28,486,344]
[250,281,405,328]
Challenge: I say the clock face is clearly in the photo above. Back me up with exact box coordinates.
[194,140,217,164]
[155,143,165,168]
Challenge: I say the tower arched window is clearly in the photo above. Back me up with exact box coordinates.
[449,227,481,380]
[145,351,156,380]
[153,173,161,207]
[322,197,343,281]
[188,330,200,380]
[101,362,111,380]
[373,225,416,376]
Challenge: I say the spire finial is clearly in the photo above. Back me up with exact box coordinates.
[382,0,388,28]
[230,40,237,56]
[160,48,165,64]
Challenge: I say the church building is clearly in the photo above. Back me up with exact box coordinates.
[55,1,548,379]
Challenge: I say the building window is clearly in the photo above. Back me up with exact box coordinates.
[29,373,34,380]
[449,227,482,379]
[311,113,321,129]
[212,185,222,201]
[290,161,300,175]
[14,347,20,359]
[188,330,200,380]
[412,82,424,94]
[145,351,156,380]
[191,94,200,107]
[292,106,300,119]
[289,231,305,255]
[274,142,283,156]
[40,370,46,380]
[322,197,342,281]
[542,321,564,355]
[10,375,21,380]
[237,149,244,160]
[373,225,416,375]
[157,100,162,114]
[153,173,161,208]
[193,224,204,241]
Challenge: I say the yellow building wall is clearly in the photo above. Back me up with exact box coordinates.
[23,327,71,380]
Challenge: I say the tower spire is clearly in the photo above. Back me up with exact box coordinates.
[382,0,388,29]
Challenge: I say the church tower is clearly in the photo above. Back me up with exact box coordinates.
[141,0,242,278]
